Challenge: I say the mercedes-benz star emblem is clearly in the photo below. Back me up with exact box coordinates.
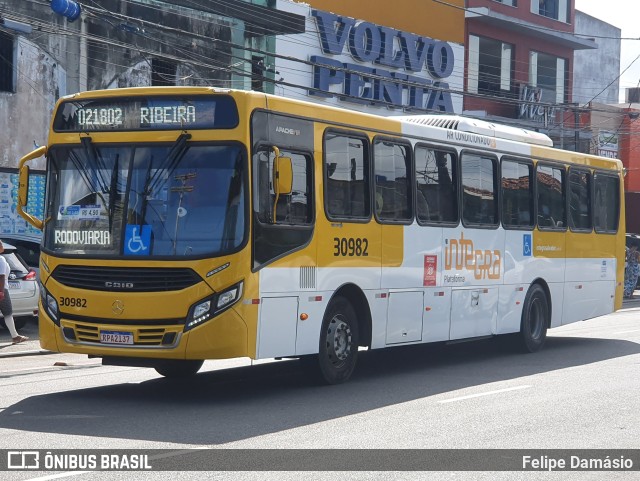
[112,300,125,315]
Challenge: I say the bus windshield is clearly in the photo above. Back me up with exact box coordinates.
[44,141,247,257]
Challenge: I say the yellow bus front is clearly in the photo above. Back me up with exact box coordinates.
[20,87,264,366]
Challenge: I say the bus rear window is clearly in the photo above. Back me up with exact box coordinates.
[53,95,239,132]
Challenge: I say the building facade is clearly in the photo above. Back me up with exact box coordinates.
[0,0,305,170]
[573,11,621,106]
[464,0,598,150]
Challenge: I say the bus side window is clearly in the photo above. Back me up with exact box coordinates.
[256,151,273,223]
[415,146,457,224]
[324,132,370,220]
[568,168,592,231]
[537,164,566,230]
[501,159,533,229]
[594,173,620,233]
[253,148,313,269]
[461,152,498,226]
[373,139,412,223]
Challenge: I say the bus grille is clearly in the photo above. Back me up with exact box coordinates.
[64,322,181,347]
[51,266,202,292]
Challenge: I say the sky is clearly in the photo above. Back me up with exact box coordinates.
[574,0,640,102]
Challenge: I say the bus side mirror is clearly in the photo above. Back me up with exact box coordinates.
[18,165,30,207]
[270,146,293,224]
[274,156,293,196]
[17,146,46,230]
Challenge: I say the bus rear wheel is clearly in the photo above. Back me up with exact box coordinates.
[316,296,359,384]
[518,284,549,353]
[154,360,203,378]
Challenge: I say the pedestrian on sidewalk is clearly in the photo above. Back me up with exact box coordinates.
[624,245,640,299]
[0,240,28,344]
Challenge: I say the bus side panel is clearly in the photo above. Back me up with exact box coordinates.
[378,224,447,345]
[398,224,452,342]
[422,287,452,342]
[531,230,567,328]
[499,230,531,334]
[295,292,331,356]
[386,224,443,288]
[562,229,618,323]
[256,296,298,359]
[497,284,527,334]
[444,226,504,338]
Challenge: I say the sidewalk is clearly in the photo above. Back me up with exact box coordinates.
[622,290,640,308]
[0,317,49,358]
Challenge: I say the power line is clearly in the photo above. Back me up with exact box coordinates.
[3,0,639,141]
[3,0,622,111]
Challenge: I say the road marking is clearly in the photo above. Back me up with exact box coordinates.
[0,363,101,378]
[438,385,532,404]
[27,473,88,481]
[613,329,640,335]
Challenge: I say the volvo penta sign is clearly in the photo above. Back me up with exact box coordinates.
[274,3,463,115]
[310,10,455,112]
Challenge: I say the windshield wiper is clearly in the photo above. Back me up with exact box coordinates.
[137,156,153,230]
[81,136,110,194]
[136,132,191,236]
[108,154,119,230]
[147,132,191,194]
[221,150,244,250]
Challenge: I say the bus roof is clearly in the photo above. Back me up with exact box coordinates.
[394,114,554,147]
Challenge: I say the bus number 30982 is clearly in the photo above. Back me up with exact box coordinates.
[333,237,369,257]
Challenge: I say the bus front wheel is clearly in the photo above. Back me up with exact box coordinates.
[518,284,549,353]
[316,296,359,384]
[154,360,204,378]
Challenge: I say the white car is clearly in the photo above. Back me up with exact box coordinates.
[0,242,39,330]
[0,234,41,275]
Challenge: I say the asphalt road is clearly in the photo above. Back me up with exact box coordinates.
[0,307,639,480]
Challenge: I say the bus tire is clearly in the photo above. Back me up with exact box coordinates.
[154,360,204,378]
[316,296,359,384]
[518,284,549,353]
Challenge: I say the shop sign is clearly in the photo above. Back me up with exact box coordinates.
[309,10,455,112]
[517,84,557,124]
[597,131,618,159]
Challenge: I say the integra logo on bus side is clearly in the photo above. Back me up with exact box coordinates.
[105,281,135,289]
[275,126,301,136]
[444,233,501,280]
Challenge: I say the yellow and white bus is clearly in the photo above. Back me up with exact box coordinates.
[18,87,624,383]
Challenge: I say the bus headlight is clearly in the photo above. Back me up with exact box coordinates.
[185,281,243,332]
[39,284,59,324]
[46,292,59,324]
[217,283,242,310]
[193,300,211,319]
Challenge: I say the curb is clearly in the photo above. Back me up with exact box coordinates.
[0,349,53,359]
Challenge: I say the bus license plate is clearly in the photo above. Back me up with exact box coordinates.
[100,331,133,345]
[7,281,21,289]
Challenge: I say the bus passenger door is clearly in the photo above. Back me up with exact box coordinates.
[257,296,298,359]
[449,288,498,339]
[386,291,423,344]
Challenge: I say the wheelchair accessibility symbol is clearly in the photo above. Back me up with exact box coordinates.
[523,234,532,257]
[125,225,151,255]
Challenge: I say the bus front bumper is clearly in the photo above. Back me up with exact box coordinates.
[38,307,249,361]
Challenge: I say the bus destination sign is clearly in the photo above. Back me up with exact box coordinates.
[53,95,238,132]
